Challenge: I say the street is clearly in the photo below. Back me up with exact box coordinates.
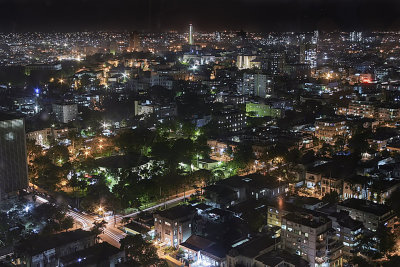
[67,189,196,248]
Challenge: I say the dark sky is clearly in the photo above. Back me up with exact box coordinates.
[1,0,400,32]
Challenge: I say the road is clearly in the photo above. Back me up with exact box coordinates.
[68,189,196,248]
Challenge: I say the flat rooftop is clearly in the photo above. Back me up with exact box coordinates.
[338,198,392,217]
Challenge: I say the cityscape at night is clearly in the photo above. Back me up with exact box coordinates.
[2,0,400,266]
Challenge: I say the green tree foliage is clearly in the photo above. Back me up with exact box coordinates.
[348,130,371,156]
[91,220,107,241]
[47,145,70,165]
[387,188,400,217]
[120,235,163,266]
[231,143,254,171]
[114,128,155,154]
[377,224,396,255]
[32,203,74,234]
[322,191,340,204]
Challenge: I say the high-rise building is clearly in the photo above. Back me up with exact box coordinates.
[349,31,362,42]
[300,43,317,69]
[52,103,78,123]
[189,24,194,45]
[236,55,260,70]
[0,113,28,198]
[238,73,269,98]
[129,31,141,52]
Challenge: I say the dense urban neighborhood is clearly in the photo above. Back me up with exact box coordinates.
[3,17,400,267]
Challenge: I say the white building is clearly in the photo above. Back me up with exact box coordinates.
[239,73,269,98]
[52,103,78,123]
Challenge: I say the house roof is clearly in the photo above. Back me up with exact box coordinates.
[154,205,195,221]
[338,198,392,217]
[179,235,214,252]
[59,242,122,266]
[17,229,95,256]
[232,235,279,258]
[255,249,309,267]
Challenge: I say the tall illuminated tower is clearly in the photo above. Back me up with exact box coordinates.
[189,24,194,45]
[129,31,141,52]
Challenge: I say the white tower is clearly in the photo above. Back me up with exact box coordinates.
[189,24,194,45]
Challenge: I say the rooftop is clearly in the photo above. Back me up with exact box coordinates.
[17,229,95,255]
[59,242,122,266]
[230,235,279,259]
[0,112,23,121]
[255,249,309,267]
[154,205,195,221]
[179,235,214,252]
[283,212,330,228]
[337,198,392,217]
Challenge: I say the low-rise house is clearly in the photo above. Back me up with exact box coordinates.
[179,235,215,263]
[227,235,280,267]
[204,174,287,209]
[59,242,124,267]
[16,229,96,267]
[253,250,309,267]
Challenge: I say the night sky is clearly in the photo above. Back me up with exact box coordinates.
[1,0,400,32]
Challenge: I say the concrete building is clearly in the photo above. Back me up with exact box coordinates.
[134,101,177,121]
[204,174,287,209]
[52,103,78,123]
[27,127,74,147]
[227,235,280,267]
[150,73,173,89]
[214,109,246,133]
[281,212,343,266]
[327,211,363,256]
[17,229,96,267]
[246,102,282,118]
[59,242,124,267]
[236,55,260,70]
[238,73,270,98]
[337,198,396,232]
[154,205,196,247]
[0,113,28,199]
[314,118,348,144]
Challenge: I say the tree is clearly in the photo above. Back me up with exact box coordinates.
[322,191,340,204]
[377,224,396,255]
[91,220,107,242]
[120,235,162,266]
[232,143,254,171]
[387,188,400,217]
[60,216,74,232]
[47,145,70,165]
